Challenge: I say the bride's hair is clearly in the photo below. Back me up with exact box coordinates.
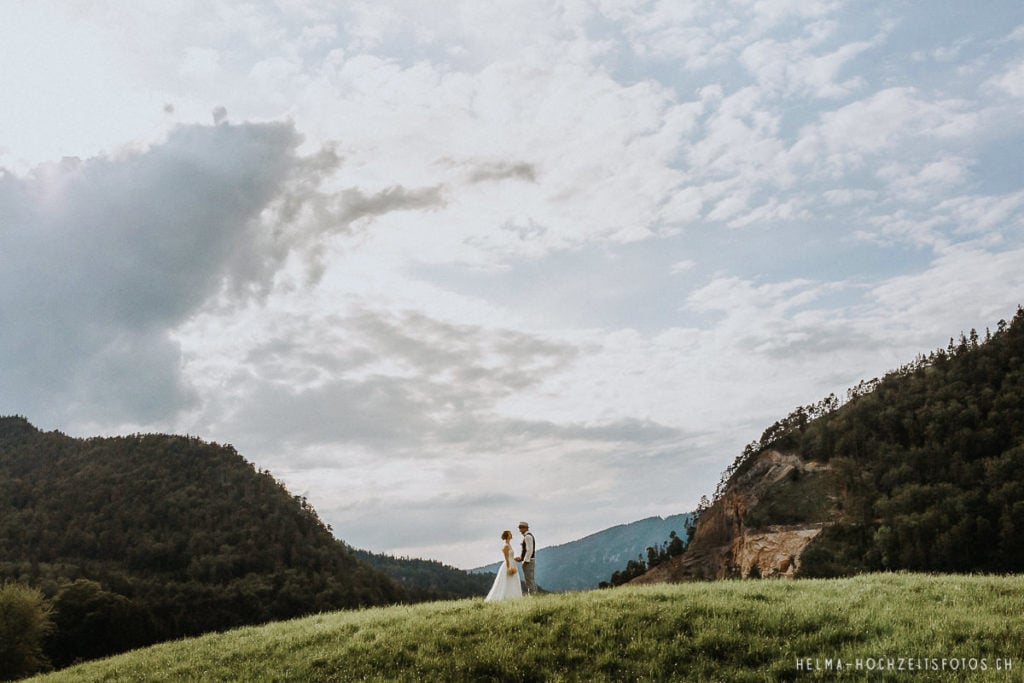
[501,530,513,541]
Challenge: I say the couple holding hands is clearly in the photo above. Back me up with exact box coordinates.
[484,521,536,602]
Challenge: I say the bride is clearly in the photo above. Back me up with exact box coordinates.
[484,530,523,601]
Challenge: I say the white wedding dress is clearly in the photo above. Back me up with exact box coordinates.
[484,543,523,602]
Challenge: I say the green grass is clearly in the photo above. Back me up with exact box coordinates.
[32,574,1024,682]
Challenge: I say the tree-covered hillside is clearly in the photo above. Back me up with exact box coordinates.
[728,306,1024,577]
[351,548,492,600]
[0,419,406,668]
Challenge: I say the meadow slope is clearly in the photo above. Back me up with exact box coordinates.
[33,574,1024,682]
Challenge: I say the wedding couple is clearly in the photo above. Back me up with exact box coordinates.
[484,521,537,601]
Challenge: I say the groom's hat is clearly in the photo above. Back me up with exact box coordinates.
[518,521,529,528]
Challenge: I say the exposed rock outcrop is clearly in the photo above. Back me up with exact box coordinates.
[731,525,824,578]
[632,450,835,583]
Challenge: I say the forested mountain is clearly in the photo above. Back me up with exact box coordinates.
[471,514,693,591]
[649,306,1024,582]
[351,548,492,599]
[796,308,1024,576]
[0,420,410,668]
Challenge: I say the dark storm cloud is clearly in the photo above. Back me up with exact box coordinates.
[0,122,302,425]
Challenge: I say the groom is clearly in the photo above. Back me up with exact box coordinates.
[514,521,537,594]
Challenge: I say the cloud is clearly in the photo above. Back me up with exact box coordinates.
[855,185,1024,249]
[0,122,302,425]
[463,160,538,184]
[986,59,1024,97]
[599,0,839,69]
[859,210,949,249]
[207,306,595,453]
[790,87,981,175]
[876,155,972,203]
[725,196,808,229]
[822,188,878,205]
[670,259,696,274]
[180,47,223,81]
[866,245,1024,339]
[740,36,874,99]
[939,190,1024,235]
[179,293,693,466]
[338,185,446,223]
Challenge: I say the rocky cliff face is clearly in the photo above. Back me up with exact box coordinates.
[633,450,835,582]
[730,525,825,578]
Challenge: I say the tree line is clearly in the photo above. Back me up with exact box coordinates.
[350,548,492,600]
[599,530,686,588]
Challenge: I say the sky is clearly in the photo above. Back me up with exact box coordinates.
[1,1,1023,570]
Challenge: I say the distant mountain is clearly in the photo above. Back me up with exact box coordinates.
[0,419,416,668]
[641,306,1024,583]
[470,514,693,591]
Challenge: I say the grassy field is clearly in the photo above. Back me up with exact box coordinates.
[32,573,1024,682]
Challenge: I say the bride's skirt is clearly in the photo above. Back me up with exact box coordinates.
[485,564,523,601]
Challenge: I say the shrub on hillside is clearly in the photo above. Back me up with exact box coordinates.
[0,582,55,680]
